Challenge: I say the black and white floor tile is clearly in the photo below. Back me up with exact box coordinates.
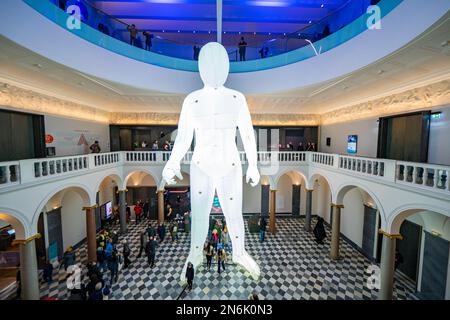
[39,217,418,300]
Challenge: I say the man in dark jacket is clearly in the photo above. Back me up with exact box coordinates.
[146,236,157,268]
[157,223,166,243]
[259,217,267,242]
[185,262,194,292]
[313,217,326,244]
[143,200,149,219]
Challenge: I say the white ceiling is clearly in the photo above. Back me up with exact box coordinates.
[0,14,449,116]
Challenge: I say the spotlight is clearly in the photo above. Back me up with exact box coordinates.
[321,4,324,8]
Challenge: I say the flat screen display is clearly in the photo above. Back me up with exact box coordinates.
[211,194,222,214]
[104,201,112,219]
[6,229,15,235]
[347,135,358,154]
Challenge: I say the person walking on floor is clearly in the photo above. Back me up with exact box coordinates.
[204,242,214,271]
[313,217,326,244]
[157,223,166,243]
[185,262,194,292]
[134,202,143,224]
[108,248,119,286]
[143,200,149,220]
[137,231,148,258]
[122,240,131,269]
[146,236,157,268]
[217,248,226,274]
[259,216,267,242]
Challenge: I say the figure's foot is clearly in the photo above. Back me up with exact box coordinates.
[232,251,260,280]
[179,251,203,281]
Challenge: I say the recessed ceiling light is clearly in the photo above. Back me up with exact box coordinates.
[33,63,43,69]
[309,20,312,24]
[377,69,385,75]
[321,4,324,8]
[177,30,180,33]
[441,40,449,47]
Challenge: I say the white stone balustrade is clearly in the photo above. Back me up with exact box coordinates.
[0,152,449,196]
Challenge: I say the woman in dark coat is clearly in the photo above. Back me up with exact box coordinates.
[313,217,326,244]
[185,262,194,292]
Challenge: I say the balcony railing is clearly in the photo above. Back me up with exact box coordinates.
[0,151,448,196]
[24,0,402,72]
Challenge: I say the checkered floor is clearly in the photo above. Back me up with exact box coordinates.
[39,217,418,300]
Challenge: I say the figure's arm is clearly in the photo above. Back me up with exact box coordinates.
[162,98,194,184]
[237,94,260,186]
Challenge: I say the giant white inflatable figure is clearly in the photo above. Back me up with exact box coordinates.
[162,42,261,280]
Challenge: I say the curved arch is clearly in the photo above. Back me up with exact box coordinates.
[93,172,123,194]
[124,170,158,188]
[308,172,334,197]
[31,183,92,233]
[0,207,30,239]
[387,203,450,234]
[274,168,308,188]
[335,182,386,226]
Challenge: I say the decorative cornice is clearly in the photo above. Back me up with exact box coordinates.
[378,229,403,240]
[320,79,450,125]
[109,111,320,126]
[0,82,110,123]
[13,233,41,245]
[2,79,448,127]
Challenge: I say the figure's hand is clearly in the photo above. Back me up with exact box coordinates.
[246,166,260,187]
[162,162,183,185]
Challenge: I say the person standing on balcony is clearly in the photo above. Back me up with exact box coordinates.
[238,37,247,61]
[127,24,138,46]
[152,140,159,150]
[143,31,154,51]
[297,142,304,151]
[90,140,101,153]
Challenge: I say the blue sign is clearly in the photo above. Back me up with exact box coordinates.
[347,135,358,154]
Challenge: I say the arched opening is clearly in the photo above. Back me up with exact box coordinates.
[311,174,332,223]
[125,171,158,221]
[0,212,26,299]
[389,208,450,299]
[276,171,307,215]
[36,186,91,264]
[96,174,122,229]
[336,185,383,262]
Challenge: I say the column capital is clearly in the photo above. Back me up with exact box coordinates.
[116,189,128,193]
[270,189,277,192]
[13,233,41,245]
[378,229,403,240]
[82,204,99,211]
[305,188,314,192]
[157,189,165,193]
[331,203,344,208]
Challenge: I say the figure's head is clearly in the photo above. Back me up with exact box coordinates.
[198,42,229,88]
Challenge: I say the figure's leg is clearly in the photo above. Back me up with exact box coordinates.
[216,167,261,280]
[179,164,215,280]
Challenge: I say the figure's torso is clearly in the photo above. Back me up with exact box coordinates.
[187,87,244,177]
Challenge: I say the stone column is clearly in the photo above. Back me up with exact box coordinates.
[330,204,343,260]
[118,189,127,233]
[378,230,402,300]
[17,234,41,300]
[304,188,313,231]
[269,189,277,234]
[157,190,165,224]
[83,205,98,263]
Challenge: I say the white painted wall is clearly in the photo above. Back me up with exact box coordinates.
[98,178,116,206]
[243,178,261,214]
[312,176,332,222]
[341,188,365,248]
[428,106,450,165]
[320,118,379,158]
[276,174,293,213]
[320,105,450,165]
[45,115,110,157]
[60,190,86,250]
